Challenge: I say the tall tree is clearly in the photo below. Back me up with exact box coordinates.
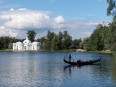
[51,35,58,51]
[57,32,63,50]
[80,38,89,50]
[107,0,116,52]
[107,22,116,51]
[0,37,17,50]
[46,30,55,41]
[27,30,37,42]
[70,39,82,49]
[62,31,72,49]
[87,24,107,51]
[107,0,116,20]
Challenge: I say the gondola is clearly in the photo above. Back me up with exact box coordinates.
[63,57,101,66]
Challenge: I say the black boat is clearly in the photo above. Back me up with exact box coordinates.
[64,57,101,66]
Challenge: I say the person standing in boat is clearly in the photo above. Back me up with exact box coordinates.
[68,54,72,62]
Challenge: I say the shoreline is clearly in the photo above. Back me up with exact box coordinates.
[0,49,113,54]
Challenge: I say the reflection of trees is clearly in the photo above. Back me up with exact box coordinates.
[89,54,116,83]
[88,58,112,83]
[63,65,72,76]
[111,54,116,81]
[63,65,81,76]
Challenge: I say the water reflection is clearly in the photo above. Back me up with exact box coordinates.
[63,54,116,87]
[63,65,76,76]
[0,52,65,87]
[0,52,116,87]
[0,54,39,86]
[111,54,116,81]
[63,64,100,76]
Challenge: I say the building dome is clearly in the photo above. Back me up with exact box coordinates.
[13,37,40,51]
[23,37,31,44]
[13,43,16,45]
[16,41,23,45]
[32,42,39,45]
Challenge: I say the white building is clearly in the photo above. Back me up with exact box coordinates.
[13,37,40,51]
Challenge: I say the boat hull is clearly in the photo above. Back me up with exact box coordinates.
[64,58,101,66]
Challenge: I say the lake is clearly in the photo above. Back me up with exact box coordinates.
[0,52,116,87]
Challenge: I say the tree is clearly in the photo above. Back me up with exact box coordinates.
[107,0,115,16]
[0,37,17,50]
[38,30,73,51]
[37,37,46,49]
[54,32,64,50]
[87,24,107,51]
[51,35,58,51]
[106,22,116,51]
[107,0,116,20]
[80,38,89,50]
[27,30,37,42]
[46,30,55,41]
[62,31,72,49]
[106,0,116,52]
[70,39,82,49]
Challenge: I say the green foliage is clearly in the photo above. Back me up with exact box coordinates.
[107,0,116,21]
[38,30,82,51]
[80,38,89,50]
[106,22,116,51]
[0,30,81,51]
[71,39,82,49]
[0,37,16,50]
[87,24,108,51]
[107,0,115,15]
[27,30,37,42]
[51,35,58,51]
[86,21,116,52]
[62,31,72,49]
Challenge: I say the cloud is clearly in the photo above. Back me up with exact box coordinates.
[0,9,51,29]
[18,8,27,11]
[0,8,102,39]
[52,16,65,28]
[54,16,64,23]
[61,20,100,39]
[0,26,18,37]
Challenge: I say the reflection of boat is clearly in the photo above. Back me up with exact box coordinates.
[64,57,101,66]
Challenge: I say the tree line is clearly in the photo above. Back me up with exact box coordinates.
[0,30,82,51]
[37,30,82,51]
[84,22,116,52]
[0,23,116,52]
[0,37,22,50]
[0,0,116,52]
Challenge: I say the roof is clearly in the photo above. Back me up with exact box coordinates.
[23,37,31,44]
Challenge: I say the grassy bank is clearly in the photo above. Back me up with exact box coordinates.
[0,49,13,52]
[41,49,76,52]
[84,51,113,54]
[0,49,113,54]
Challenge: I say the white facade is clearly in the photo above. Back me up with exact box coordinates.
[13,37,40,51]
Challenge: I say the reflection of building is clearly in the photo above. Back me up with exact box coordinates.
[13,37,40,51]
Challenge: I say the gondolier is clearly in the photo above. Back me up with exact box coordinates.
[68,54,72,62]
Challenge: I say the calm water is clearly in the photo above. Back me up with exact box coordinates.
[0,52,116,87]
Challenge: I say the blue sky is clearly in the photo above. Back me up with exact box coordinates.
[0,0,112,39]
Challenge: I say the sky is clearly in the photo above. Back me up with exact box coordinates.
[0,0,112,39]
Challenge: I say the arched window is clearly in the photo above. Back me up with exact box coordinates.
[33,46,34,50]
[25,46,26,50]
